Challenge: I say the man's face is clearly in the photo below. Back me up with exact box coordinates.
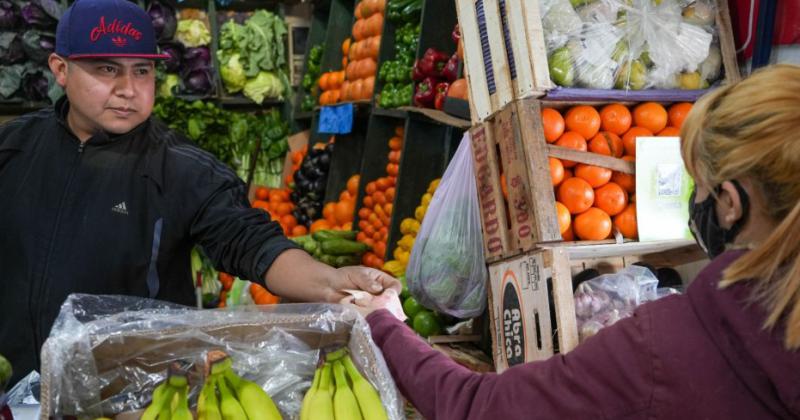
[50,55,156,139]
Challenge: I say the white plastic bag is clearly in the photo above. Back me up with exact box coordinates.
[406,133,488,319]
[574,265,679,342]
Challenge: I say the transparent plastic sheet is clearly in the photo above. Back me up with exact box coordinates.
[406,133,488,319]
[541,0,722,90]
[573,266,679,342]
[40,294,404,419]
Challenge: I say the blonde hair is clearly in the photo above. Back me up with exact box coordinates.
[681,64,800,350]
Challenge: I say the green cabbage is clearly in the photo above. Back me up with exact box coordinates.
[220,53,247,93]
[158,74,179,97]
[175,19,211,47]
[243,71,283,104]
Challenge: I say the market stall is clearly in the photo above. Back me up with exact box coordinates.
[0,0,759,417]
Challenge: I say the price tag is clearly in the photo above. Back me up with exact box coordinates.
[318,103,354,134]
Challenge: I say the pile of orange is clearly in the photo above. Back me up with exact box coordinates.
[544,102,692,241]
[319,71,345,105]
[341,0,383,102]
[356,126,403,268]
[252,187,306,237]
[310,174,360,233]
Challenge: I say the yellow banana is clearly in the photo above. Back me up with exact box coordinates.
[300,366,322,420]
[199,376,223,420]
[308,363,335,420]
[342,356,388,420]
[140,381,171,420]
[170,385,193,420]
[333,361,363,420]
[223,369,282,420]
[216,376,248,420]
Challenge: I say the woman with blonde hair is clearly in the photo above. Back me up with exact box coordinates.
[346,64,800,419]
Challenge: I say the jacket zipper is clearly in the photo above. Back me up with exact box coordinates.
[31,141,85,360]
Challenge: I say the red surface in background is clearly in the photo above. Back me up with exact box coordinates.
[729,0,800,59]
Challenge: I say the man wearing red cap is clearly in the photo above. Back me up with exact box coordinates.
[0,0,398,387]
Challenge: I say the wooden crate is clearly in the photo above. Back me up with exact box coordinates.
[487,247,577,372]
[471,97,643,262]
[487,242,707,372]
[455,0,515,123]
[457,0,740,119]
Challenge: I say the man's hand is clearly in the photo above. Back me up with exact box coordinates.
[325,266,402,303]
[265,249,401,303]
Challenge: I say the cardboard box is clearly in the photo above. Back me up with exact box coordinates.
[487,248,578,372]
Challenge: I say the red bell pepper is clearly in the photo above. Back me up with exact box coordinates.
[414,77,437,107]
[434,82,450,110]
[419,48,449,78]
[442,54,460,82]
[412,59,426,82]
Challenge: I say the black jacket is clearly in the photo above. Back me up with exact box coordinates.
[0,99,297,386]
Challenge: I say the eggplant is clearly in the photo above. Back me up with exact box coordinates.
[317,153,331,169]
[308,165,326,180]
[293,170,309,188]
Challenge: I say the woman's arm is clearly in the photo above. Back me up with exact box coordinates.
[367,308,654,419]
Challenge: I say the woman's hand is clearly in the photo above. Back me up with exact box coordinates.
[340,288,407,321]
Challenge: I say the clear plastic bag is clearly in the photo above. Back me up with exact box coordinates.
[574,266,679,342]
[542,0,722,90]
[406,133,488,319]
[40,294,404,419]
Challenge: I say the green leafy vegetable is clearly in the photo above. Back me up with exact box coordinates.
[175,19,211,47]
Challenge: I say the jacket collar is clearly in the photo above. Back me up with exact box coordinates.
[55,96,151,146]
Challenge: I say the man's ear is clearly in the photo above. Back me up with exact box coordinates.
[48,53,68,88]
[717,180,744,229]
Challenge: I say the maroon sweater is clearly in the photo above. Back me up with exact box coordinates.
[367,251,800,419]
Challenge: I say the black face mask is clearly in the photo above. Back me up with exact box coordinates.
[688,180,750,259]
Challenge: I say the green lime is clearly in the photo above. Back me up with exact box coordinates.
[399,275,410,299]
[402,296,423,319]
[0,353,12,391]
[412,310,442,338]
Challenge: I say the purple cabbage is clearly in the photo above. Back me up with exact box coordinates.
[159,42,183,73]
[0,1,19,30]
[22,69,49,101]
[20,0,61,29]
[22,30,54,64]
[147,0,177,41]
[182,67,213,94]
[0,32,24,64]
[183,46,211,70]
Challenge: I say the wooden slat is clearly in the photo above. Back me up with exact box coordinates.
[455,0,493,122]
[494,105,537,252]
[715,0,741,84]
[470,124,512,259]
[547,145,636,174]
[546,248,578,355]
[515,0,551,91]
[515,99,561,242]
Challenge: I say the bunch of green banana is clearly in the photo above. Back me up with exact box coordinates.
[141,364,192,420]
[198,355,283,420]
[300,349,389,420]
